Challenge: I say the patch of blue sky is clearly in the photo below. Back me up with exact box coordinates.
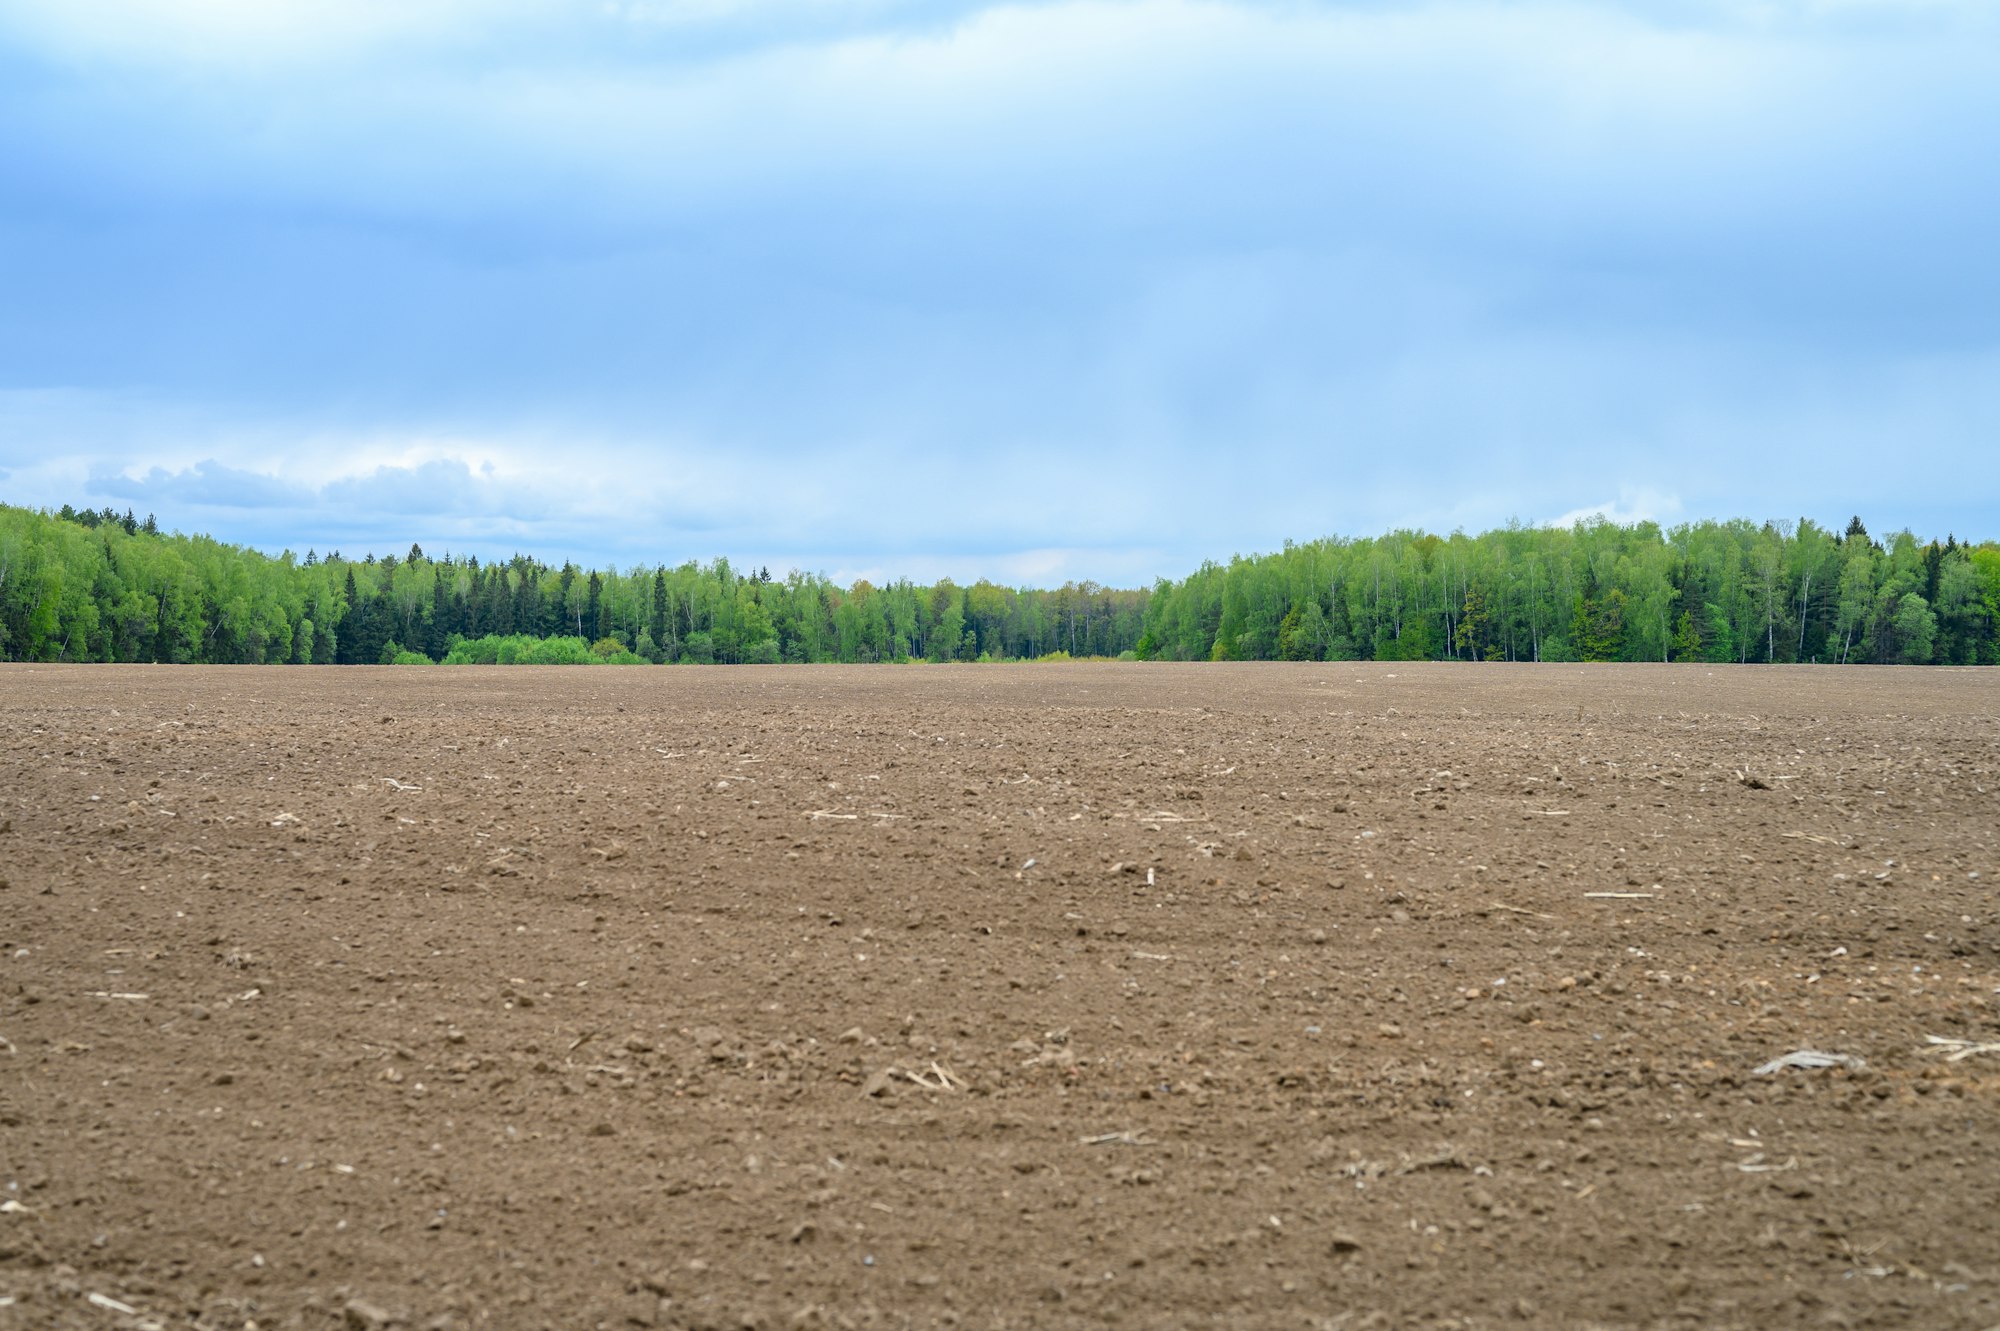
[1,0,1994,579]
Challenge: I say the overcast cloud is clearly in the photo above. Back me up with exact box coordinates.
[1,0,1994,582]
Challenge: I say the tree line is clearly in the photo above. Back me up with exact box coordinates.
[0,503,1144,665]
[1137,517,2000,665]
[2,503,1994,665]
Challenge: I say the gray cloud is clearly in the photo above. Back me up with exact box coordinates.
[318,459,553,521]
[7,1,1998,580]
[83,455,579,523]
[88,459,310,509]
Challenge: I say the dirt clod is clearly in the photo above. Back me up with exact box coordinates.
[343,1297,397,1329]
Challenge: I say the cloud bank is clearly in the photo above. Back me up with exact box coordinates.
[1,0,1994,579]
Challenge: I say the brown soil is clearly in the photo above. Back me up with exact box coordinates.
[2,663,1998,1331]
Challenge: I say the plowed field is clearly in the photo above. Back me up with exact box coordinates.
[3,663,1998,1331]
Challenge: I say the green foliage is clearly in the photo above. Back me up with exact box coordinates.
[1890,593,1937,664]
[1452,586,1496,661]
[1139,519,1997,666]
[0,502,1153,667]
[1971,546,2000,663]
[1373,617,1441,662]
[1278,599,1335,660]
[1570,588,1626,662]
[681,630,717,665]
[1670,609,1702,662]
[4,502,1995,667]
[442,634,602,664]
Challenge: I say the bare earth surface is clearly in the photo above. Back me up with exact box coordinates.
[3,663,1998,1331]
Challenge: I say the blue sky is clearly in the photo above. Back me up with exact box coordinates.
[2,0,1995,585]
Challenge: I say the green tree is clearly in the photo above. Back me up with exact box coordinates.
[1891,593,1937,663]
[1451,585,1495,660]
[1670,609,1702,662]
[1570,588,1627,662]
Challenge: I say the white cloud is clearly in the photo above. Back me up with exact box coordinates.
[9,0,1987,74]
[4,2,1994,580]
[605,0,935,29]
[493,1,1813,167]
[18,0,1985,284]
[0,0,559,66]
[1545,486,1684,530]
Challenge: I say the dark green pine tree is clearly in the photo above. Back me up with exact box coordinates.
[488,567,516,636]
[514,570,538,636]
[336,568,365,664]
[429,573,451,658]
[650,569,669,652]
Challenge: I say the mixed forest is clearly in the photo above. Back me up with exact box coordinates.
[2,502,1996,666]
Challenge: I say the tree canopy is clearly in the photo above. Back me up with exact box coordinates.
[0,504,1144,665]
[3,504,1993,666]
[1135,518,2000,666]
